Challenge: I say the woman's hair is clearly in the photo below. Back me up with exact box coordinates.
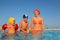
[34,9,40,14]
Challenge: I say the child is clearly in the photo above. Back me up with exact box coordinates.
[2,17,18,35]
[7,17,16,35]
[20,14,29,33]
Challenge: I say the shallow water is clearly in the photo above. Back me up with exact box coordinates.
[0,30,60,40]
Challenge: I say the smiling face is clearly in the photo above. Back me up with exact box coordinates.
[23,18,28,23]
[34,9,40,17]
[34,11,39,17]
[8,17,15,25]
[11,20,15,25]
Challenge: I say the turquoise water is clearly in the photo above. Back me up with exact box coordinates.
[0,30,60,40]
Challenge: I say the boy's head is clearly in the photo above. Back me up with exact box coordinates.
[8,17,15,25]
[23,14,28,22]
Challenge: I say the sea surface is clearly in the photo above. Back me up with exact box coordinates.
[0,30,60,40]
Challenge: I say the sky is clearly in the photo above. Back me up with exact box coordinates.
[0,0,60,28]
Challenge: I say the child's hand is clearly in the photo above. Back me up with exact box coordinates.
[29,28,32,31]
[27,29,29,33]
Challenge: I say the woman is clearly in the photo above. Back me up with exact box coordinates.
[30,9,44,35]
[20,14,29,33]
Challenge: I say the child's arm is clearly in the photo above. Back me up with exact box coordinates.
[2,29,5,33]
[20,22,26,33]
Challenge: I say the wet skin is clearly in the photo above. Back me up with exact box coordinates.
[20,18,29,33]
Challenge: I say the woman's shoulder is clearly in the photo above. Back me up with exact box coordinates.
[39,17,44,20]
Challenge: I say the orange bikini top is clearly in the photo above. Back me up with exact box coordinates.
[33,19,42,24]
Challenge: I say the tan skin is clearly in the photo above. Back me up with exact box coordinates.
[30,10,44,34]
[7,20,15,35]
[2,28,5,33]
[2,20,18,35]
[20,18,29,33]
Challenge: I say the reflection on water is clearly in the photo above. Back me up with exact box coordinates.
[0,30,58,40]
[8,35,14,40]
[1,30,60,40]
[0,32,43,40]
[2,33,14,40]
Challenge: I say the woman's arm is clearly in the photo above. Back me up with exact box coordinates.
[42,18,45,32]
[30,18,33,31]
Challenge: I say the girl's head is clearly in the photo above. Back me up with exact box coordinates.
[8,17,15,25]
[23,14,28,22]
[34,9,40,17]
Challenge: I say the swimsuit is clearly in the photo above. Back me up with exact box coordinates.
[33,19,42,24]
[32,18,42,34]
[32,30,41,33]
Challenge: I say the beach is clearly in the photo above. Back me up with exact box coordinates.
[0,26,60,30]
